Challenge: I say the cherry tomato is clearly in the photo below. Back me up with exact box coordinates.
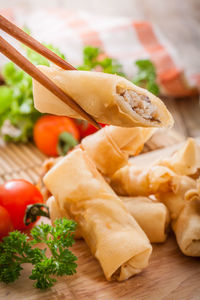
[34,115,80,156]
[0,205,13,240]
[0,179,43,231]
[75,120,106,139]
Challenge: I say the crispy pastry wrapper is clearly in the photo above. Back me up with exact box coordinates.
[158,176,200,256]
[46,196,82,239]
[110,165,175,196]
[43,149,152,281]
[173,193,200,257]
[158,138,200,177]
[33,66,173,128]
[39,125,154,199]
[121,196,170,243]
[159,176,196,220]
[81,126,155,176]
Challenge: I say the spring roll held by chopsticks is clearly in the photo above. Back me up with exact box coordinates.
[43,149,152,281]
[33,66,174,128]
[81,126,155,176]
[121,196,170,243]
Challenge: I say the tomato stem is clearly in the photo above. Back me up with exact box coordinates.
[57,131,78,156]
[24,203,50,226]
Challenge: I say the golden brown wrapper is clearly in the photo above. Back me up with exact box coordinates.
[173,192,200,257]
[43,149,152,281]
[158,176,200,256]
[81,126,155,176]
[33,66,174,128]
[158,138,200,177]
[159,176,196,220]
[110,165,175,196]
[121,196,170,243]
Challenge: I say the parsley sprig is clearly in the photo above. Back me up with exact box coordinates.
[132,59,160,95]
[77,45,125,77]
[78,46,159,95]
[0,218,77,289]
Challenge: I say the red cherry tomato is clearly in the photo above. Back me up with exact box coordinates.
[0,205,13,240]
[34,115,80,156]
[75,120,106,139]
[0,179,43,231]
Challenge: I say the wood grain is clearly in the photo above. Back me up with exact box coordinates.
[1,234,200,300]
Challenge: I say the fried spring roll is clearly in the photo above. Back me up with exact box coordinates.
[81,126,155,176]
[43,149,152,281]
[121,196,170,243]
[158,176,200,256]
[33,66,173,128]
[159,176,196,220]
[158,138,200,176]
[110,165,175,196]
[174,190,200,256]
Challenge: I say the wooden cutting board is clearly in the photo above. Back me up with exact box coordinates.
[0,129,200,300]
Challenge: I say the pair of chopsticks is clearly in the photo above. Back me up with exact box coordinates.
[0,15,100,129]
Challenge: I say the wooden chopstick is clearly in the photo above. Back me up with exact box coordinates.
[0,36,100,129]
[0,14,76,71]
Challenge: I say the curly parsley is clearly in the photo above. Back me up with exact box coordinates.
[0,218,77,289]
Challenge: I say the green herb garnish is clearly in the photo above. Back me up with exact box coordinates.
[77,45,125,77]
[132,59,159,95]
[0,218,77,289]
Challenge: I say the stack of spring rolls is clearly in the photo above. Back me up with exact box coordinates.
[41,125,171,281]
[34,68,199,282]
[110,138,200,257]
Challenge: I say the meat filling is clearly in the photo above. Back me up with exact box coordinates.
[117,86,159,122]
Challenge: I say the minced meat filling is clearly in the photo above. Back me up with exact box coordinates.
[117,86,159,121]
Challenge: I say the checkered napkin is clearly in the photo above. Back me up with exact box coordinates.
[1,8,199,97]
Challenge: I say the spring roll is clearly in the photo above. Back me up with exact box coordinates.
[159,176,196,220]
[43,148,152,281]
[81,126,155,176]
[33,66,174,128]
[47,195,69,223]
[158,138,200,177]
[173,189,200,256]
[121,196,170,243]
[110,164,175,196]
[158,176,199,256]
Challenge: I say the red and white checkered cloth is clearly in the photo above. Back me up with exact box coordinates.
[1,8,199,97]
